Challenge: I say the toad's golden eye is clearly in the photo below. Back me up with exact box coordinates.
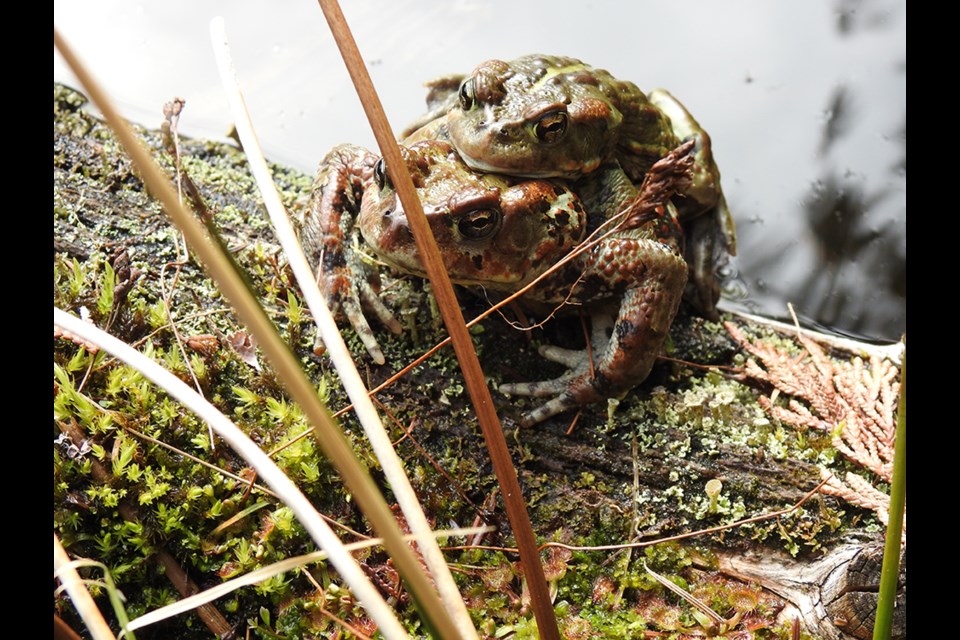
[373,158,390,190]
[534,110,568,143]
[457,208,501,239]
[458,78,475,111]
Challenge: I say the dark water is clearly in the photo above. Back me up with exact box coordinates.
[54,1,905,341]
[726,4,905,341]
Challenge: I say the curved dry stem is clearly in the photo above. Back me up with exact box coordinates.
[209,17,473,635]
[57,21,462,638]
[125,525,491,634]
[53,533,118,640]
[55,304,408,639]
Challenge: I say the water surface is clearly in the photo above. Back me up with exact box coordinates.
[54,1,906,340]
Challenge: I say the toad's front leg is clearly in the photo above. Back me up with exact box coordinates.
[300,144,401,364]
[499,236,688,426]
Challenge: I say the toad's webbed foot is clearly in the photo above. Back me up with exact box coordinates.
[499,344,606,426]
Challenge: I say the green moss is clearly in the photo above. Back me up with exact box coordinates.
[53,82,347,633]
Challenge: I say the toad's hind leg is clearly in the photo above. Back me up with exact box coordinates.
[500,239,688,426]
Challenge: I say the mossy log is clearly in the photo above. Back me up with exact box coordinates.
[54,83,904,640]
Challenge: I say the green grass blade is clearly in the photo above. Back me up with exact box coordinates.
[873,337,905,640]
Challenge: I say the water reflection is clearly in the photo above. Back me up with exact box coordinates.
[835,0,898,34]
[818,86,853,156]
[799,174,900,336]
[786,77,905,340]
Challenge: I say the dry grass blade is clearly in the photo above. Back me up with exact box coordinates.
[54,533,116,640]
[55,23,463,639]
[314,2,559,637]
[54,306,407,639]
[643,560,726,629]
[209,17,473,635]
[125,525,492,633]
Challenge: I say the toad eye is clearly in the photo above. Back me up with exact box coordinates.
[457,208,501,239]
[373,158,390,190]
[534,110,568,143]
[458,78,475,111]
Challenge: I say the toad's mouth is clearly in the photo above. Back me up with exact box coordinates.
[457,148,588,180]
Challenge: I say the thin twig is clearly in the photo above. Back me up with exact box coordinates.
[443,477,831,555]
[120,424,280,499]
[379,411,482,514]
[314,607,375,640]
[155,99,216,447]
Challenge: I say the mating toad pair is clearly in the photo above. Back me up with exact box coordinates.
[300,54,736,425]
